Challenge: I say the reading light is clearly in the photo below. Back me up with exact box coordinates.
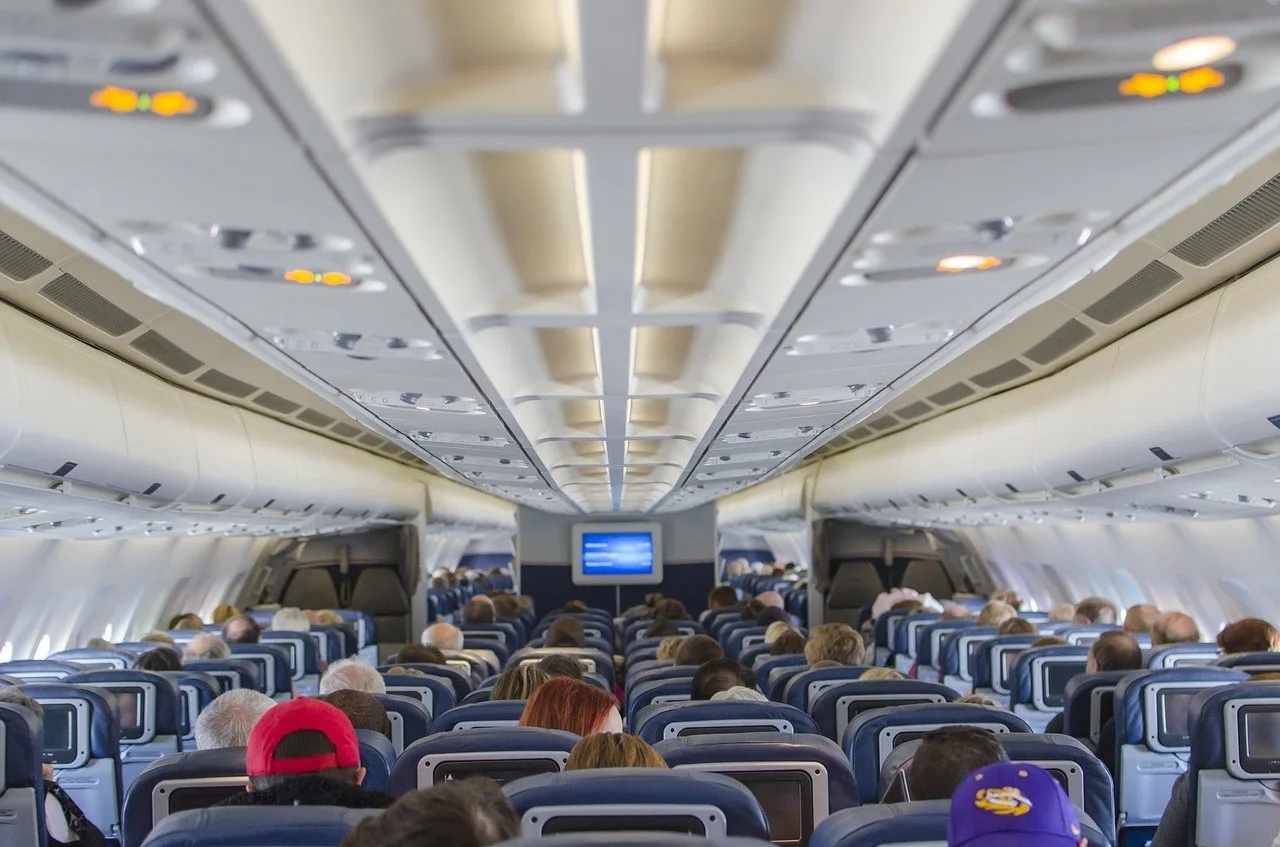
[89,85,198,116]
[1119,67,1227,98]
[937,255,1002,273]
[284,269,352,286]
[1152,35,1235,72]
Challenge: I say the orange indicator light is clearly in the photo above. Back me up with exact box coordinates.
[89,86,199,116]
[149,90,198,117]
[284,269,353,286]
[90,86,139,113]
[1178,66,1226,94]
[1119,67,1226,99]
[320,272,352,286]
[284,269,317,284]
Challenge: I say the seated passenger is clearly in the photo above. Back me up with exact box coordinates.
[943,605,974,620]
[396,644,447,665]
[141,631,177,645]
[948,762,1087,847]
[890,598,926,616]
[655,598,689,621]
[977,601,1017,628]
[0,688,108,847]
[211,604,240,624]
[674,635,723,667]
[195,689,276,749]
[691,658,756,701]
[999,618,1037,636]
[422,622,465,652]
[321,690,391,740]
[320,658,386,696]
[757,591,785,610]
[707,585,739,613]
[340,777,519,847]
[537,655,585,681]
[492,663,550,701]
[492,594,522,622]
[764,621,793,644]
[646,616,680,638]
[1044,632,1142,734]
[739,599,765,621]
[565,734,668,771]
[1217,617,1280,654]
[216,698,393,809]
[464,596,497,624]
[906,726,1008,801]
[710,686,769,702]
[270,607,311,633]
[771,630,807,656]
[563,599,591,614]
[860,667,906,681]
[518,677,622,735]
[85,637,114,650]
[804,623,865,666]
[222,614,262,644]
[655,636,686,661]
[184,633,231,662]
[135,647,183,672]
[957,693,1000,707]
[547,617,587,648]
[385,667,426,678]
[1049,603,1078,622]
[991,589,1023,611]
[169,613,205,632]
[1031,636,1068,649]
[1152,611,1202,645]
[1124,604,1160,634]
[756,606,792,628]
[1074,597,1119,626]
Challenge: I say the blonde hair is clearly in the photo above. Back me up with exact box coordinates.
[977,601,1017,628]
[565,733,668,771]
[140,632,176,645]
[315,610,342,625]
[764,621,794,645]
[858,667,905,681]
[804,623,865,666]
[957,693,1000,707]
[655,636,686,661]
[211,604,240,624]
[492,663,551,700]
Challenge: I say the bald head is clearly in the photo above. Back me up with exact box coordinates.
[757,591,784,609]
[1124,604,1160,634]
[1153,611,1202,645]
[942,605,972,620]
[422,622,464,652]
[183,633,230,662]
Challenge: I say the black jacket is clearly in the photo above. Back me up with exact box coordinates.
[214,775,394,810]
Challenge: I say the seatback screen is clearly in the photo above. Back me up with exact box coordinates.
[165,785,246,813]
[434,758,559,786]
[542,816,706,836]
[42,704,77,766]
[110,687,145,741]
[736,773,811,846]
[1042,662,1086,707]
[1240,707,1280,774]
[677,724,779,737]
[1158,691,1195,748]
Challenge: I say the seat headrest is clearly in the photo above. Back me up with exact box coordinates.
[140,805,380,847]
[510,649,615,687]
[627,679,693,727]
[996,733,1115,846]
[0,660,83,681]
[753,654,807,677]
[809,800,1110,847]
[1146,642,1219,669]
[634,700,817,745]
[971,636,1037,690]
[383,664,472,702]
[430,700,527,733]
[18,682,120,760]
[227,644,293,695]
[1060,670,1131,740]
[939,627,997,677]
[379,673,456,717]
[892,614,939,657]
[629,666,699,687]
[0,701,41,789]
[121,747,248,847]
[1009,645,1090,708]
[1189,680,1280,773]
[503,768,769,840]
[916,620,976,667]
[355,728,395,792]
[49,649,135,670]
[66,669,184,738]
[1214,651,1280,673]
[1058,625,1121,646]
[781,667,873,711]
[1113,667,1246,747]
[389,726,578,795]
[260,631,321,676]
[809,680,958,742]
[655,731,858,813]
[873,611,909,648]
[181,660,264,694]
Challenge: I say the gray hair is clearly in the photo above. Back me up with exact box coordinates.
[270,607,312,633]
[422,622,464,652]
[183,633,231,662]
[710,686,768,703]
[319,658,385,696]
[194,689,275,750]
[0,685,44,721]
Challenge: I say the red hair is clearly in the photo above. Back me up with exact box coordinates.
[518,676,617,736]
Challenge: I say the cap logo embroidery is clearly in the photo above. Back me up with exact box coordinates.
[974,786,1033,816]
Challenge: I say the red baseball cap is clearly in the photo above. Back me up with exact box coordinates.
[245,698,360,777]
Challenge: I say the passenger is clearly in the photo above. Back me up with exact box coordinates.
[1152,611,1202,645]
[956,693,1000,707]
[211,604,240,624]
[1031,636,1068,649]
[645,616,680,638]
[977,601,1016,628]
[222,614,263,644]
[889,597,926,615]
[1218,617,1280,654]
[537,654,585,681]
[1124,604,1161,634]
[270,607,312,633]
[565,733,668,770]
[1074,596,1119,625]
[906,726,1009,801]
[492,663,550,700]
[422,622,465,652]
[1048,603,1078,622]
[463,596,497,624]
[183,633,231,662]
[395,643,447,665]
[948,762,1087,847]
[314,610,343,626]
[942,605,973,620]
[563,599,590,614]
[0,687,108,847]
[84,637,114,650]
[339,777,519,847]
[739,598,765,621]
[140,631,176,645]
[169,613,204,632]
[770,630,807,656]
[385,667,426,678]
[706,585,739,612]
[622,592,663,621]
[1045,632,1142,735]
[654,598,689,621]
[518,677,622,735]
[804,623,865,666]
[320,690,391,740]
[998,618,1037,636]
[134,647,182,672]
[691,658,756,701]
[319,658,386,696]
[991,589,1023,611]
[516,595,536,619]
[655,636,686,661]
[757,591,785,610]
[756,606,792,628]
[810,660,844,670]
[764,621,794,644]
[724,558,751,581]
[546,616,586,648]
[674,635,723,666]
[710,686,769,702]
[859,667,906,681]
[216,698,393,809]
[194,689,276,749]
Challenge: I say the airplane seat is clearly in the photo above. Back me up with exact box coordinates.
[766,665,809,703]
[308,624,346,663]
[159,672,219,746]
[387,726,577,794]
[625,620,704,647]
[808,800,1111,847]
[626,636,669,658]
[715,621,759,653]
[1059,625,1122,647]
[1214,651,1280,675]
[382,663,472,703]
[139,806,379,847]
[378,672,454,719]
[939,625,997,695]
[970,635,1038,707]
[430,700,527,733]
[809,680,956,745]
[825,561,884,629]
[656,732,858,844]
[0,702,45,847]
[703,609,744,636]
[501,617,529,646]
[354,728,395,793]
[0,660,84,682]
[0,673,22,686]
[121,747,247,847]
[181,660,263,695]
[1146,642,1219,669]
[462,688,494,704]
[1060,670,1131,750]
[50,648,135,671]
[727,627,769,659]
[753,653,806,680]
[509,649,615,689]
[914,620,976,684]
[348,567,411,646]
[464,637,512,666]
[633,700,818,745]
[842,702,1031,804]
[625,658,673,683]
[226,643,293,701]
[502,768,770,839]
[898,561,953,600]
[534,614,612,641]
[627,679,693,728]
[626,648,660,669]
[1113,666,1247,843]
[736,643,773,669]
[891,614,940,675]
[260,631,321,697]
[1185,680,1280,847]
[372,694,431,755]
[629,665,699,689]
[460,622,520,651]
[499,835,773,847]
[781,667,874,712]
[1008,645,1090,733]
[872,610,911,668]
[21,682,123,842]
[336,610,378,656]
[528,636,612,656]
[65,669,183,790]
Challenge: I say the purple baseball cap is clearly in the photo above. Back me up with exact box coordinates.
[948,762,1085,847]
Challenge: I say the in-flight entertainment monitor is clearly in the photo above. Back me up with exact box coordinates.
[572,522,663,586]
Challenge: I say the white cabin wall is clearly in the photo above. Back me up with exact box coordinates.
[0,535,270,660]
[961,514,1280,636]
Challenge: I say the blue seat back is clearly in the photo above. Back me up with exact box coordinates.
[626,647,662,667]
[509,649,614,689]
[140,806,379,847]
[535,614,612,642]
[66,669,184,791]
[121,747,247,847]
[782,667,873,711]
[809,800,1109,847]
[162,672,219,745]
[1009,645,1090,731]
[971,635,1037,695]
[753,654,806,681]
[378,673,454,718]
[0,702,44,847]
[388,726,577,795]
[939,626,997,685]
[503,769,769,839]
[529,636,613,656]
[308,625,346,663]
[464,637,512,666]
[373,693,432,755]
[1147,642,1219,669]
[1058,624,1121,647]
[0,660,84,682]
[430,700,527,733]
[625,659,673,684]
[872,610,910,663]
[226,643,292,699]
[181,660,263,695]
[626,619,703,646]
[260,631,321,696]
[737,644,773,669]
[1215,651,1280,674]
[891,614,939,664]
[50,648,136,670]
[460,622,520,650]
[355,728,395,792]
[381,663,472,703]
[629,666,699,689]
[809,680,956,744]
[915,620,975,674]
[1060,670,1131,747]
[727,627,768,659]
[627,679,693,728]
[634,700,818,745]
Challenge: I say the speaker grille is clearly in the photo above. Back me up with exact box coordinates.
[331,423,361,438]
[971,359,1031,389]
[40,273,141,336]
[1024,319,1096,365]
[253,392,302,415]
[847,426,873,441]
[195,369,257,398]
[1171,172,1280,267]
[298,409,335,428]
[896,400,933,420]
[130,330,203,375]
[1084,260,1182,324]
[928,382,976,406]
[867,415,898,433]
[358,433,383,447]
[0,230,51,281]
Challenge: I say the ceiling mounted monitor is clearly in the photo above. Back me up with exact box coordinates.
[572,522,663,586]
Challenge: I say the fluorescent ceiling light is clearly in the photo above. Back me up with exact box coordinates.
[1152,35,1235,72]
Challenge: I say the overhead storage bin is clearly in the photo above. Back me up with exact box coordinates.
[974,381,1048,496]
[717,468,813,530]
[425,475,517,532]
[894,402,985,505]
[179,393,256,508]
[1203,263,1280,450]
[111,364,199,501]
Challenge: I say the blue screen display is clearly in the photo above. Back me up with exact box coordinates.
[581,532,655,576]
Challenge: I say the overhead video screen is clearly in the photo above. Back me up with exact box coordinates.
[572,522,663,585]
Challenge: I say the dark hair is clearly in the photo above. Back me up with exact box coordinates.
[340,778,519,847]
[707,586,738,610]
[222,614,262,644]
[491,594,521,619]
[169,613,204,631]
[538,655,585,681]
[546,617,586,649]
[397,644,446,665]
[674,635,723,667]
[653,599,688,621]
[691,659,755,701]
[1074,597,1119,625]
[756,607,791,628]
[251,729,358,791]
[740,599,765,621]
[1089,632,1143,672]
[1219,618,1280,654]
[464,597,497,624]
[771,631,807,656]
[906,726,1009,801]
[1031,636,1068,649]
[645,617,680,638]
[563,600,590,614]
[134,648,183,673]
[321,690,391,740]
